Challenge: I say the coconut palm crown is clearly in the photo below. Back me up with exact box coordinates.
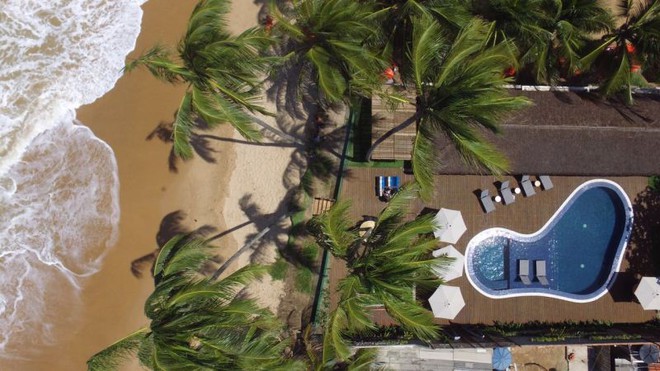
[311,183,451,360]
[270,0,387,103]
[366,0,471,64]
[581,0,660,104]
[531,0,614,83]
[87,235,303,371]
[125,0,276,159]
[400,17,531,199]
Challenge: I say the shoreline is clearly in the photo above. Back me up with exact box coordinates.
[4,1,299,368]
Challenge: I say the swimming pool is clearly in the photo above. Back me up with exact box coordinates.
[465,179,633,303]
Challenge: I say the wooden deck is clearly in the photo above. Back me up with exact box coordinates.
[328,169,658,325]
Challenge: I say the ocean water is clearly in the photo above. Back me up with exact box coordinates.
[0,0,144,357]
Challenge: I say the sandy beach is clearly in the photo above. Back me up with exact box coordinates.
[2,0,299,369]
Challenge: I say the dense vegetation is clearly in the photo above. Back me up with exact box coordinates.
[92,0,659,369]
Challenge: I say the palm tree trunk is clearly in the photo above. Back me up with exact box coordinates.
[210,212,292,280]
[249,113,304,145]
[364,113,417,161]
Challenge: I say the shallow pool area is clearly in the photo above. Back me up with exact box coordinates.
[465,179,633,302]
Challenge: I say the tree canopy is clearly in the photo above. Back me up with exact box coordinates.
[125,0,276,159]
[87,235,303,371]
[311,183,452,360]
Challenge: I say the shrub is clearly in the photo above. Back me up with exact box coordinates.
[269,257,289,281]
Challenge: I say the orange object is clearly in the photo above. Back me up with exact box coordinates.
[631,64,642,72]
[626,42,636,54]
[384,67,395,79]
[504,66,516,77]
[263,15,274,32]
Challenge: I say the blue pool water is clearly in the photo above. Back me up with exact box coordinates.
[465,180,633,302]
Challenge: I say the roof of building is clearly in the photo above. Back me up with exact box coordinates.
[370,90,660,175]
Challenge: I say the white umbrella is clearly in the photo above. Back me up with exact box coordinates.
[428,285,465,319]
[432,245,464,282]
[635,277,660,310]
[433,208,467,244]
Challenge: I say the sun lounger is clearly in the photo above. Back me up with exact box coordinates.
[376,176,386,197]
[536,260,549,286]
[387,176,400,192]
[519,175,536,197]
[498,180,516,205]
[478,189,496,213]
[518,259,531,285]
[538,175,553,190]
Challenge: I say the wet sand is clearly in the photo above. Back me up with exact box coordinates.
[22,0,294,369]
[4,0,225,369]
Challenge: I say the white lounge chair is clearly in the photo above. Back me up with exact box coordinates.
[518,260,531,285]
[536,260,549,286]
[498,181,516,205]
[538,175,553,190]
[478,189,496,213]
[519,175,536,197]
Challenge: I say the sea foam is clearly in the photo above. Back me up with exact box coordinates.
[0,0,144,357]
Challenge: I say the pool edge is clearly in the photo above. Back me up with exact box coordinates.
[464,179,634,303]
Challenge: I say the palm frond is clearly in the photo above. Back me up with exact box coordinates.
[313,200,360,258]
[601,52,632,103]
[322,308,351,363]
[381,296,439,342]
[124,46,191,83]
[191,85,262,141]
[161,237,210,278]
[346,348,379,371]
[337,275,376,332]
[153,235,186,280]
[87,327,149,371]
[579,36,617,68]
[172,91,195,159]
[307,47,348,102]
[375,183,420,226]
[410,15,448,91]
[411,126,437,200]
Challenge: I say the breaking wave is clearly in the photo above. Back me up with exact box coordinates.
[0,0,144,357]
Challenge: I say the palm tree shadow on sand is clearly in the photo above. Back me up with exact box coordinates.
[211,102,352,277]
[147,113,308,173]
[129,210,217,278]
[146,117,218,173]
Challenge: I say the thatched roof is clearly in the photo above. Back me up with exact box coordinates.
[370,87,417,160]
[371,90,660,176]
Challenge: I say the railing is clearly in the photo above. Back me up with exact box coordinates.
[309,99,361,325]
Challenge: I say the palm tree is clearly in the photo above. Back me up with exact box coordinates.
[365,0,470,65]
[469,0,552,74]
[469,0,614,84]
[310,183,451,359]
[125,0,295,159]
[270,0,387,103]
[296,325,377,370]
[530,0,614,83]
[87,235,303,371]
[580,0,660,104]
[368,17,530,199]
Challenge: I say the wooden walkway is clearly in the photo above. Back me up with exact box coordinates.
[327,169,657,325]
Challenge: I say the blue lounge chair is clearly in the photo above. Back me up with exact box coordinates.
[536,260,549,286]
[518,260,531,285]
[498,180,516,205]
[538,175,553,190]
[478,189,496,213]
[519,175,536,197]
[387,176,400,192]
[375,176,386,197]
